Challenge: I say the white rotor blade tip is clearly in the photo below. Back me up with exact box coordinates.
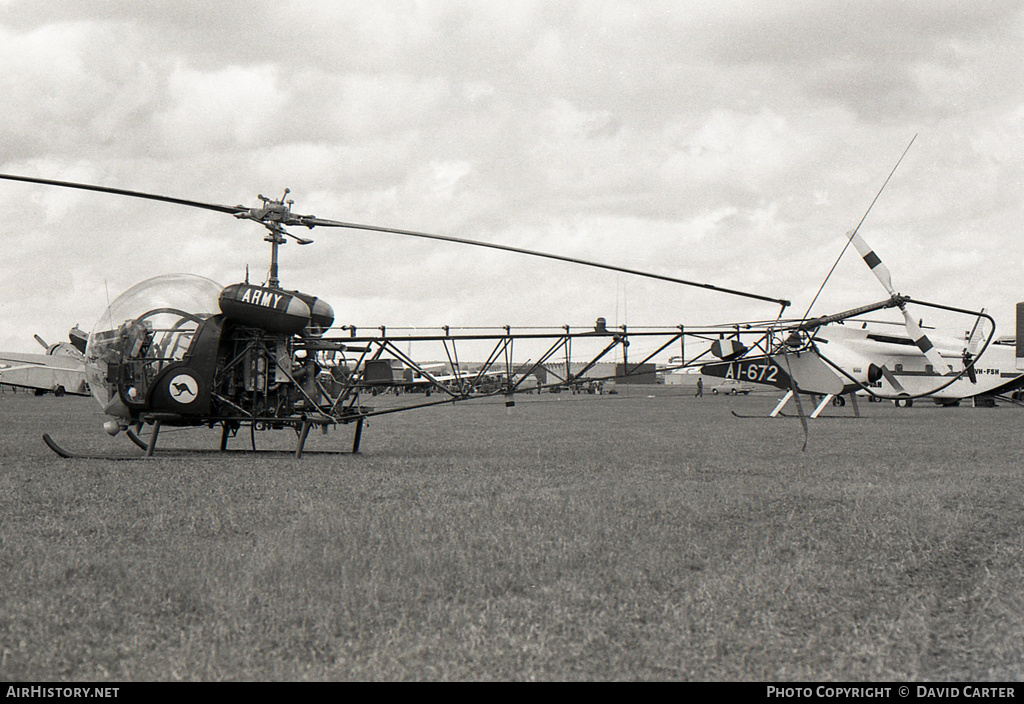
[849,231,895,295]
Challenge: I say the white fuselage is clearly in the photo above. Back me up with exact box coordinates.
[0,349,88,395]
[812,324,1022,401]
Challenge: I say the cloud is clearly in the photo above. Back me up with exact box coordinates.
[0,0,1022,355]
[153,64,289,152]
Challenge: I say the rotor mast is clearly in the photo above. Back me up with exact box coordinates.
[252,189,313,289]
[265,222,287,289]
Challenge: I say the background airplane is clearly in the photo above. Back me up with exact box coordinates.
[0,327,90,397]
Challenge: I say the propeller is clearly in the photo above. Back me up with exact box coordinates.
[0,172,790,308]
[847,230,946,372]
[868,362,906,394]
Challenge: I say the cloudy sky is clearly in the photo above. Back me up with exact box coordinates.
[0,0,1021,354]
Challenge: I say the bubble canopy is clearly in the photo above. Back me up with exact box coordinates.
[84,274,223,414]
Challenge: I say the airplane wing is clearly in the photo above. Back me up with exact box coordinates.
[0,352,89,396]
[405,368,500,386]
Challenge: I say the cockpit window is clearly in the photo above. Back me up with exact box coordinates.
[117,308,207,404]
[84,274,223,414]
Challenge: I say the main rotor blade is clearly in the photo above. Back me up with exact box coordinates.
[0,172,247,216]
[901,308,946,371]
[776,352,809,451]
[848,230,895,295]
[848,228,944,369]
[0,171,790,307]
[299,217,791,307]
[965,310,986,356]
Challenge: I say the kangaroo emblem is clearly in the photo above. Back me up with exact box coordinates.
[168,374,198,403]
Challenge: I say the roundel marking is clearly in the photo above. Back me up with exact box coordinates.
[168,373,199,405]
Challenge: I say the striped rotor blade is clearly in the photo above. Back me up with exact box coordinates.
[878,365,906,394]
[965,311,986,356]
[902,307,945,370]
[848,230,895,295]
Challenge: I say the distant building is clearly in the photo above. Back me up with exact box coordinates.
[662,371,696,386]
[615,363,657,384]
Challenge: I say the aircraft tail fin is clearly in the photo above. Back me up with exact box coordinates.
[69,326,88,355]
[1017,303,1024,370]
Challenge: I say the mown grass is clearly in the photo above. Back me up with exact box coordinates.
[0,390,1021,680]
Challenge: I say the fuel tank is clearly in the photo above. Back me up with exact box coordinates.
[289,290,335,336]
[218,283,336,336]
[710,338,748,361]
[219,283,311,335]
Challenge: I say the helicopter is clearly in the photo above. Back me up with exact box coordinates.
[697,139,1001,422]
[0,172,791,458]
[699,229,1005,415]
[698,309,1024,414]
[0,165,991,458]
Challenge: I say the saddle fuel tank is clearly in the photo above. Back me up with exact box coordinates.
[289,290,334,337]
[218,283,335,336]
[219,284,306,334]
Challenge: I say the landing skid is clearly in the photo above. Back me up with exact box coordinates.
[42,434,361,460]
[730,409,864,419]
[42,418,367,460]
[731,410,778,419]
[44,408,368,459]
[43,433,145,460]
[126,426,149,451]
[730,388,863,419]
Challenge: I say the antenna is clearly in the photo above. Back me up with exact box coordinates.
[803,135,917,320]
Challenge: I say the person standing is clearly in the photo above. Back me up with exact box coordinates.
[695,377,703,397]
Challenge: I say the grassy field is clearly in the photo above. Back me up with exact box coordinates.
[0,388,1021,681]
